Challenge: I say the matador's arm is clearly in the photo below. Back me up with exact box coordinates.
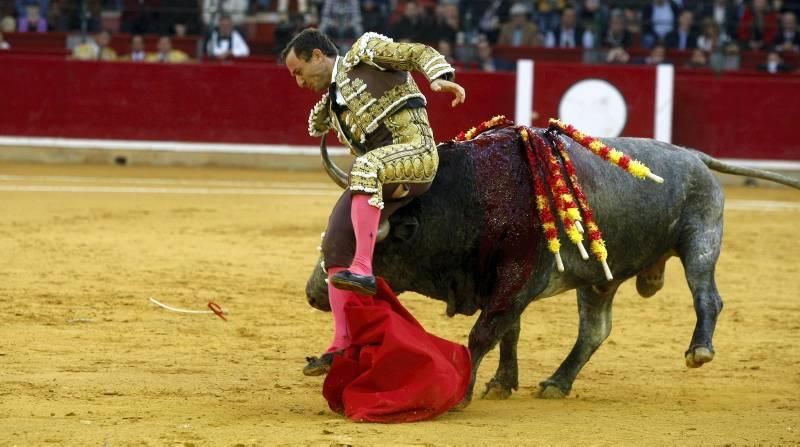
[342,32,455,83]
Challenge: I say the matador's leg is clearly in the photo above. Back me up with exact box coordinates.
[330,108,439,296]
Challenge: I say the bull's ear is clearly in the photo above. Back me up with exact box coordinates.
[391,216,419,242]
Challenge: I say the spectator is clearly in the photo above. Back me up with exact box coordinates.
[698,0,738,40]
[0,16,15,33]
[472,0,512,44]
[641,0,680,48]
[758,50,793,72]
[72,29,118,60]
[773,11,799,51]
[121,0,159,34]
[602,9,632,48]
[205,14,250,59]
[665,9,698,49]
[475,35,513,71]
[578,0,609,48]
[697,17,728,51]
[51,0,101,32]
[202,0,248,30]
[389,0,429,42]
[15,0,47,23]
[738,0,778,50]
[148,35,189,62]
[361,0,387,33]
[427,2,459,45]
[319,0,362,42]
[498,3,543,47]
[605,45,631,62]
[545,6,588,48]
[273,11,306,55]
[643,42,669,63]
[160,0,200,35]
[122,33,147,61]
[0,30,9,49]
[623,6,642,35]
[437,38,456,64]
[536,0,567,34]
[709,41,740,70]
[685,47,709,67]
[18,3,47,32]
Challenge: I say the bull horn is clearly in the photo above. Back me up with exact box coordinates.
[320,135,349,189]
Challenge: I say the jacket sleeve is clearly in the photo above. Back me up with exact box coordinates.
[307,94,331,137]
[342,32,455,83]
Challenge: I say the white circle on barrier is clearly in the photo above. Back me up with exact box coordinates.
[558,79,627,137]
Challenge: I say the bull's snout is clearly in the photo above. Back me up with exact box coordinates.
[305,276,331,312]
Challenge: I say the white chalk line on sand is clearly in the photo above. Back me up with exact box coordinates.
[0,184,341,196]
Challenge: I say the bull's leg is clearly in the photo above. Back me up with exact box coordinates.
[459,307,521,407]
[538,281,621,399]
[679,233,724,368]
[481,318,520,400]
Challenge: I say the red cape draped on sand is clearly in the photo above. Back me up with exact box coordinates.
[322,278,472,423]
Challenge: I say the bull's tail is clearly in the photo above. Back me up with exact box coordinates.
[689,150,800,190]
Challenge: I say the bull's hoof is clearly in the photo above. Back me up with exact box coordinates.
[536,380,569,399]
[481,378,513,400]
[685,346,715,368]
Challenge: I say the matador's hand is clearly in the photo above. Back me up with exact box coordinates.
[431,79,466,108]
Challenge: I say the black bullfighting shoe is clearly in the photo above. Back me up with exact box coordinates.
[330,270,377,296]
[303,352,334,376]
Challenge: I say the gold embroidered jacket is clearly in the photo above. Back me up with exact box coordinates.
[307,32,455,155]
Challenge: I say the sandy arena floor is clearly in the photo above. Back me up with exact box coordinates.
[0,162,798,446]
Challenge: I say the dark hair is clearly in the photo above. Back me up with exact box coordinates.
[280,28,338,63]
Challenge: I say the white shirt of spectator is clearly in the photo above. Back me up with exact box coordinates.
[207,30,250,57]
[131,50,146,61]
[330,55,346,106]
[652,2,675,38]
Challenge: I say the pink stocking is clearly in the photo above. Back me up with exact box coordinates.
[349,194,381,276]
[326,266,355,353]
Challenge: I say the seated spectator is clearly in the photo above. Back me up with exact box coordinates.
[697,18,730,51]
[536,0,566,34]
[1,16,15,33]
[273,11,307,55]
[738,0,778,51]
[605,45,631,63]
[121,34,147,61]
[641,42,670,64]
[698,0,738,40]
[18,3,47,32]
[472,0,512,44]
[545,6,589,48]
[121,0,159,34]
[578,0,609,47]
[427,1,458,45]
[623,7,642,36]
[148,35,189,62]
[319,0,362,42]
[602,9,633,48]
[498,3,543,47]
[437,38,456,64]
[475,35,514,71]
[361,0,387,33]
[641,0,680,48]
[665,10,698,50]
[773,11,799,52]
[389,0,430,42]
[201,0,248,31]
[758,50,793,72]
[0,31,9,49]
[205,14,250,59]
[72,29,118,60]
[709,41,740,71]
[685,47,709,67]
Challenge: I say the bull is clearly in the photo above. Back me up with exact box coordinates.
[305,125,800,403]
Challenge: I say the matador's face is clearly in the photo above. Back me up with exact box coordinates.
[285,48,332,94]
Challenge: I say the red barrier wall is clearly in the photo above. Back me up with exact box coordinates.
[1,54,798,160]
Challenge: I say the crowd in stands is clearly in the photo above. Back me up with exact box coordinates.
[0,0,798,72]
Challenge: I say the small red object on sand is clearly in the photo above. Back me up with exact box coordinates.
[207,302,227,321]
[322,277,471,423]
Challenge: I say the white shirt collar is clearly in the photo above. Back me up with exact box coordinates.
[331,55,340,84]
